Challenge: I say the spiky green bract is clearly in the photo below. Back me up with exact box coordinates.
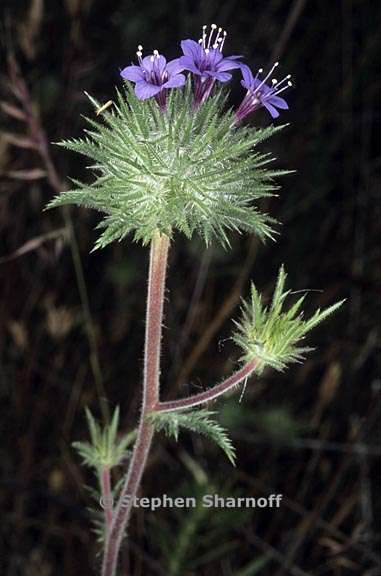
[233,266,345,372]
[72,407,136,471]
[46,80,288,249]
[148,409,236,465]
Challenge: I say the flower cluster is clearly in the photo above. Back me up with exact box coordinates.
[48,23,293,249]
[121,24,292,120]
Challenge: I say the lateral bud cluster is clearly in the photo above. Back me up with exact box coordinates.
[233,266,345,373]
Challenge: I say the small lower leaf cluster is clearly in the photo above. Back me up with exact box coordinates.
[233,266,345,372]
[72,407,136,471]
[148,409,236,465]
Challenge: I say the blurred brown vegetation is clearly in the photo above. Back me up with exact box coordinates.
[0,0,380,574]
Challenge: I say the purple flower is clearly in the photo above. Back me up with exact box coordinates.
[235,63,292,123]
[120,47,186,110]
[179,25,242,104]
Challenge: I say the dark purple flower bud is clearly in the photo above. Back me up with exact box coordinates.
[179,24,243,105]
[120,47,186,110]
[235,63,291,123]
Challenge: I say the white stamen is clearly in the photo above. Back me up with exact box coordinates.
[275,74,291,87]
[136,45,143,63]
[153,49,159,58]
[214,26,222,47]
[272,81,292,97]
[205,48,210,54]
[255,62,279,93]
[207,25,215,48]
[253,68,263,81]
[201,25,207,49]
[219,30,227,51]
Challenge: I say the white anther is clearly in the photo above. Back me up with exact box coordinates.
[272,74,292,90]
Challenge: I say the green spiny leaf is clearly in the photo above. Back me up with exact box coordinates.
[148,409,236,465]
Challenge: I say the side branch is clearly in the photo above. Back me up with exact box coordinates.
[156,359,258,413]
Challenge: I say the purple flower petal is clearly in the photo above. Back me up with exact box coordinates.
[240,64,255,89]
[180,39,201,60]
[166,58,185,76]
[263,101,280,118]
[120,65,145,82]
[163,73,186,88]
[178,55,201,75]
[216,58,243,72]
[207,48,224,66]
[155,55,167,75]
[141,55,155,73]
[206,71,232,82]
[134,81,162,100]
[268,95,289,109]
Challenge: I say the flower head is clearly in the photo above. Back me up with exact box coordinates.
[47,84,283,249]
[179,24,242,104]
[120,47,186,110]
[235,63,291,122]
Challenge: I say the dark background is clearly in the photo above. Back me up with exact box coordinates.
[1,1,380,574]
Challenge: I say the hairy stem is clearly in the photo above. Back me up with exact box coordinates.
[156,359,258,413]
[100,467,113,533]
[102,232,170,576]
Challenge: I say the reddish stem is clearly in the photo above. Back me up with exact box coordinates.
[101,466,113,533]
[102,232,169,576]
[156,359,258,413]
